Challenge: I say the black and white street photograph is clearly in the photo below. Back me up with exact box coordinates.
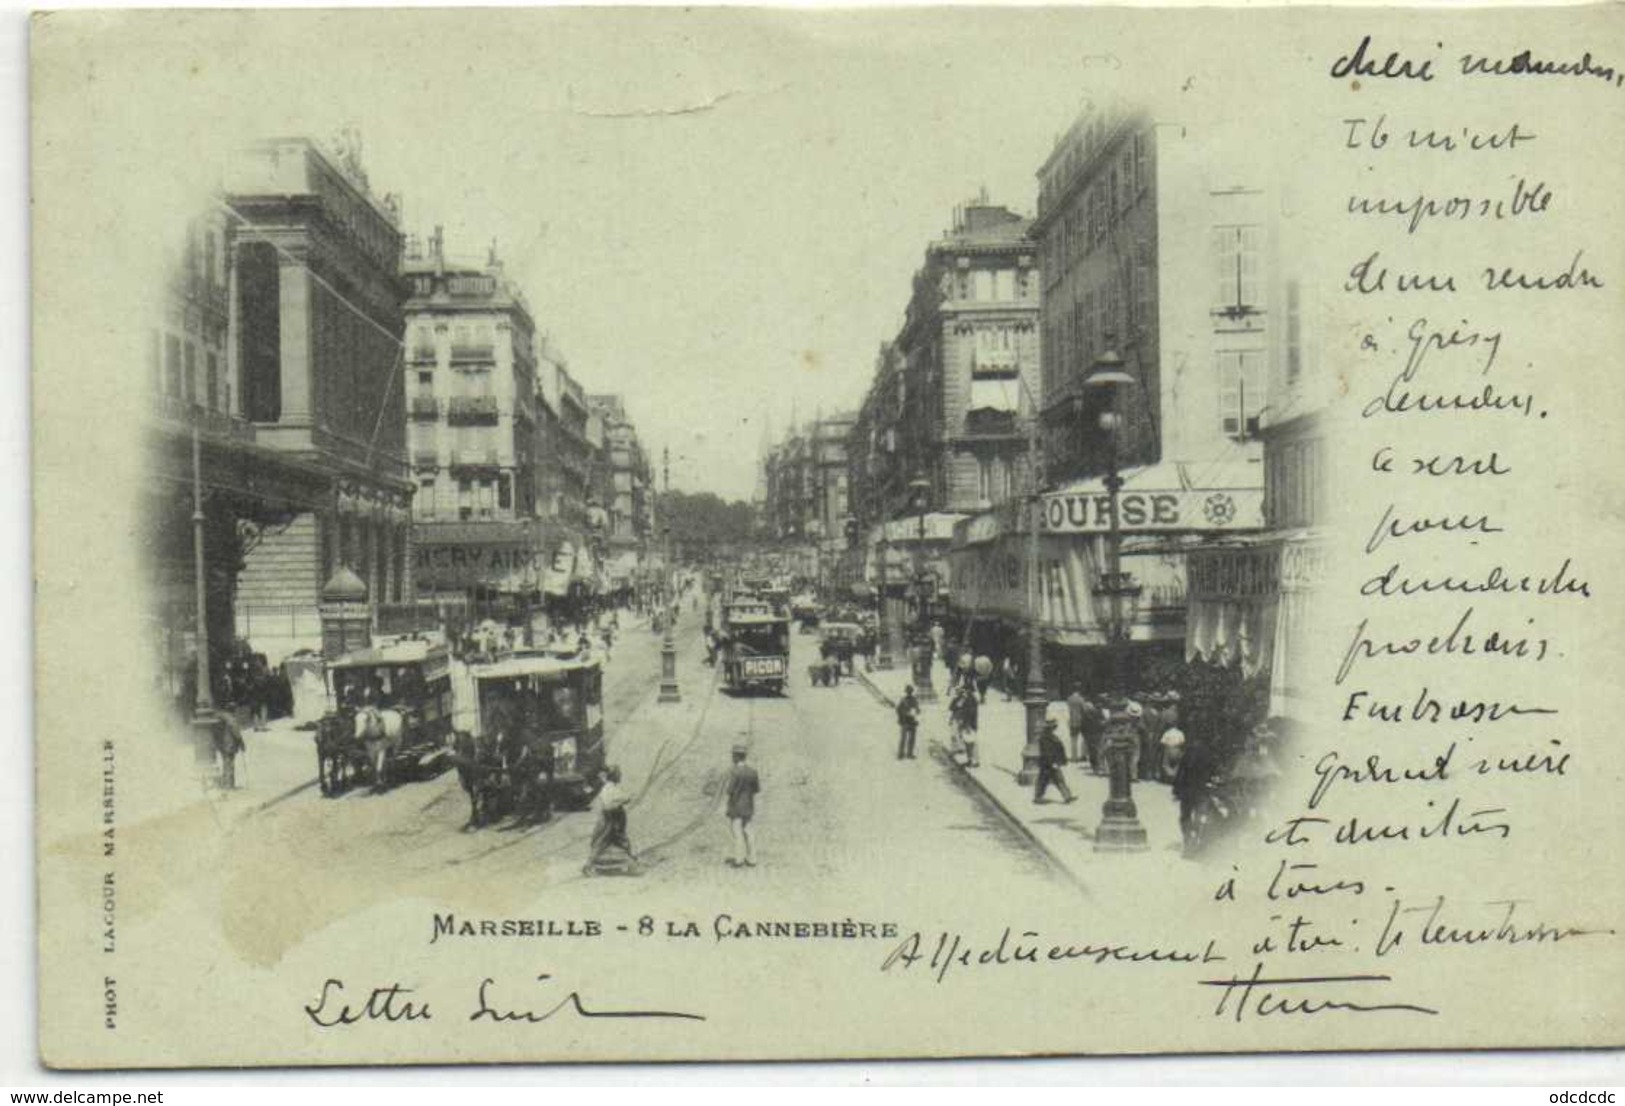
[26,4,1625,1073]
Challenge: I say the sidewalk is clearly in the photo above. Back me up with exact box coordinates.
[857,659,1185,879]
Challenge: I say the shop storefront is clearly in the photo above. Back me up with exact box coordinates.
[1186,532,1327,720]
[947,460,1265,688]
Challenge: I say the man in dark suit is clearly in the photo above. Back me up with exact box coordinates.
[1033,719,1076,804]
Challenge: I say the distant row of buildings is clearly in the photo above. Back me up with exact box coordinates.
[148,135,656,699]
[760,102,1328,715]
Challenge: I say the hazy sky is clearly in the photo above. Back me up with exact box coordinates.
[84,8,1295,501]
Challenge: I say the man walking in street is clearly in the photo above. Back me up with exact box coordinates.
[896,685,921,760]
[954,682,980,768]
[214,709,246,790]
[1033,718,1077,804]
[725,743,759,868]
[1066,684,1089,765]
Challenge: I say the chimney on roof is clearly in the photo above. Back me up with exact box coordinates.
[430,225,445,277]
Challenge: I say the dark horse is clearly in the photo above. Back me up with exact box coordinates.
[501,732,556,825]
[451,730,506,829]
[314,711,368,797]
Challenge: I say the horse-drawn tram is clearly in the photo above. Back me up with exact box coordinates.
[717,599,791,695]
[317,636,456,795]
[456,652,607,826]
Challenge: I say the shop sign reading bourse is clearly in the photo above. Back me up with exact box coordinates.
[1038,487,1264,534]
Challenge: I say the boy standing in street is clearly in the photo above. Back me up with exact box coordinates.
[725,743,760,868]
[896,685,921,760]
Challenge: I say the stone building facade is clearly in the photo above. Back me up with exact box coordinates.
[215,137,414,664]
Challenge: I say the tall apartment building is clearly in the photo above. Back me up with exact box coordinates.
[587,394,652,558]
[401,232,551,603]
[847,199,1040,532]
[536,343,592,532]
[1032,102,1288,484]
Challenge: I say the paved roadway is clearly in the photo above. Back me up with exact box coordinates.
[159,606,1070,965]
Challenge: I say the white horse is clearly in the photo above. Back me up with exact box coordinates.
[354,707,406,791]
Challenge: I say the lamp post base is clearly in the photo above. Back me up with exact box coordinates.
[189,707,219,772]
[1093,799,1149,852]
[658,638,681,703]
[1017,691,1046,786]
[915,654,937,704]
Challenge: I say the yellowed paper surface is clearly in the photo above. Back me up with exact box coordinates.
[31,7,1625,1068]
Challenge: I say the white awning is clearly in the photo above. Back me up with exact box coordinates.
[968,376,1019,413]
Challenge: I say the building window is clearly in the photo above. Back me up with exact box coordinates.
[1133,253,1153,334]
[237,241,282,422]
[417,477,436,519]
[1217,350,1267,438]
[455,479,496,520]
[1286,280,1303,385]
[206,352,220,411]
[163,334,181,397]
[454,366,493,398]
[498,473,513,511]
[183,341,197,404]
[1134,131,1149,196]
[973,270,994,301]
[1212,224,1264,324]
[416,370,434,395]
[203,232,217,288]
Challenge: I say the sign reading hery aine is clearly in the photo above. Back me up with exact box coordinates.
[414,544,544,588]
[1039,487,1264,534]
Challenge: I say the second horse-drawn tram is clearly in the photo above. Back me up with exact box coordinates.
[717,599,791,695]
[463,652,608,818]
[318,636,456,794]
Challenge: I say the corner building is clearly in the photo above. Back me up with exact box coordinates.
[220,138,414,664]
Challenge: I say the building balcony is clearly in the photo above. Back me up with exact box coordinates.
[449,342,496,363]
[411,449,440,469]
[446,395,500,423]
[962,407,1019,438]
[410,395,440,419]
[409,344,438,364]
[151,392,257,445]
[448,448,502,475]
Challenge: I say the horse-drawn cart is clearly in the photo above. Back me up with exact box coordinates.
[454,652,607,826]
[316,637,456,795]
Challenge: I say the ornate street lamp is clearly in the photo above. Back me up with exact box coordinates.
[1017,397,1047,786]
[908,474,936,703]
[658,447,680,704]
[1086,348,1148,852]
[189,423,220,769]
[874,520,893,671]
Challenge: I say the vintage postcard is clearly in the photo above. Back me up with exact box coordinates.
[30,6,1625,1068]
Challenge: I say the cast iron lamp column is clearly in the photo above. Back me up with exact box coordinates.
[1017,400,1047,787]
[658,447,680,703]
[189,424,220,766]
[908,475,937,703]
[874,526,893,670]
[1086,350,1148,853]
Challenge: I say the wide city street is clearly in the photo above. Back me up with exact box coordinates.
[127,608,1073,969]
